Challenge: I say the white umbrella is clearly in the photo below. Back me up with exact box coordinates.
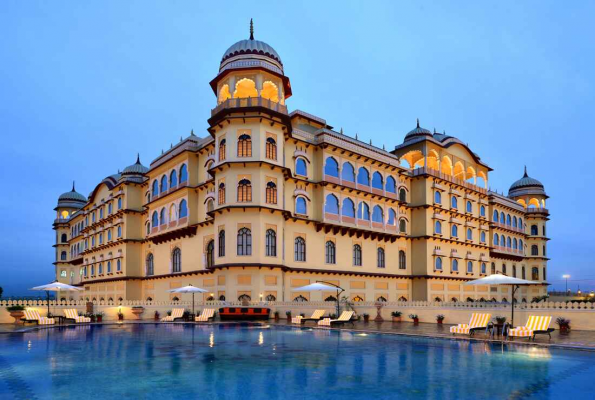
[292,281,345,317]
[167,285,208,315]
[30,281,83,316]
[465,274,537,326]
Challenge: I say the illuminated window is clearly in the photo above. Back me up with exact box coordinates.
[237,134,252,157]
[233,78,258,98]
[266,182,277,204]
[219,139,226,161]
[218,183,226,204]
[237,179,252,202]
[261,81,279,102]
[218,84,231,103]
[265,137,277,160]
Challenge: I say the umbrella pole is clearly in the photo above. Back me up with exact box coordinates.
[336,289,340,317]
[47,291,50,316]
[192,293,195,315]
[511,285,517,327]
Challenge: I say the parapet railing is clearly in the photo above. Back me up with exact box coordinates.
[211,97,288,117]
[412,167,488,195]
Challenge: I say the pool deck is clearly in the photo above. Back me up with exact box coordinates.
[2,320,595,351]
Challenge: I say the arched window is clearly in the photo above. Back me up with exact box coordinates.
[152,180,159,197]
[513,238,518,250]
[117,198,122,210]
[342,198,355,217]
[325,194,339,214]
[372,172,383,189]
[265,229,276,257]
[237,179,252,202]
[206,240,214,268]
[506,214,511,225]
[266,181,277,204]
[151,211,158,228]
[294,237,306,261]
[500,213,505,224]
[219,139,226,161]
[178,199,188,218]
[179,164,188,183]
[451,225,458,237]
[480,231,486,243]
[61,233,67,243]
[512,217,517,228]
[531,225,538,235]
[479,205,485,217]
[324,157,339,177]
[522,266,526,279]
[172,248,181,273]
[481,263,486,274]
[325,241,336,264]
[388,208,397,226]
[372,206,384,223]
[386,176,396,193]
[399,250,406,269]
[532,267,539,280]
[237,134,252,157]
[265,137,277,160]
[237,228,252,256]
[107,229,112,241]
[542,225,546,236]
[218,230,225,257]
[451,196,458,209]
[491,263,496,274]
[399,219,407,233]
[435,221,442,234]
[434,191,442,204]
[108,202,113,215]
[399,188,407,203]
[160,175,168,193]
[435,257,442,270]
[60,251,67,260]
[467,261,473,273]
[531,245,538,256]
[452,259,459,272]
[357,167,369,186]
[170,169,178,187]
[466,201,472,213]
[353,245,362,266]
[218,183,226,204]
[342,162,355,182]
[493,210,498,221]
[502,263,507,275]
[519,218,523,228]
[500,234,505,246]
[296,197,307,215]
[467,228,472,240]
[159,208,166,225]
[146,254,154,276]
[295,158,307,176]
[520,239,524,251]
[117,259,121,272]
[98,263,103,275]
[377,248,385,268]
[358,202,370,220]
[512,265,517,277]
[506,237,511,248]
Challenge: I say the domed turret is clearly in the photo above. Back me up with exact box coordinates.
[403,119,433,143]
[120,154,148,183]
[57,182,86,209]
[508,166,548,208]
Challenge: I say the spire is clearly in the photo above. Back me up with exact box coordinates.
[340,127,343,135]
[355,133,358,140]
[416,118,420,128]
[72,181,76,192]
[433,127,436,134]
[523,165,528,177]
[135,153,140,164]
[190,129,195,137]
[249,18,254,40]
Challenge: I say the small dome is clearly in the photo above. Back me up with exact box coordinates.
[57,182,86,208]
[509,167,544,191]
[404,119,432,142]
[121,154,149,176]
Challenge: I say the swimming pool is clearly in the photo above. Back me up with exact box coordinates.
[0,323,593,399]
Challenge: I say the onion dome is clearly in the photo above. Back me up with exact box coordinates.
[120,154,148,183]
[508,166,546,198]
[57,182,86,209]
[404,119,433,142]
[219,19,283,73]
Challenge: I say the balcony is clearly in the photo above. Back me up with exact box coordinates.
[412,167,488,195]
[211,97,288,117]
[526,208,549,216]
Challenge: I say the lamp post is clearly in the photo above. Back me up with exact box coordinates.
[562,275,570,293]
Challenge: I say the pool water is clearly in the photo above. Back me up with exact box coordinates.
[0,323,593,399]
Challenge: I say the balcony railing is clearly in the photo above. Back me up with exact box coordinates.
[492,245,524,256]
[526,208,549,215]
[412,167,488,194]
[211,97,288,117]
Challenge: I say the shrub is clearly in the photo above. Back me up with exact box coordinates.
[6,305,25,312]
[391,311,402,317]
[436,314,445,321]
[409,314,418,320]
[495,316,507,324]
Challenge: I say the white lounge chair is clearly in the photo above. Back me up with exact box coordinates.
[161,308,185,322]
[508,316,554,340]
[64,309,91,323]
[195,309,215,322]
[450,313,491,336]
[292,309,325,324]
[317,311,354,326]
[23,309,55,325]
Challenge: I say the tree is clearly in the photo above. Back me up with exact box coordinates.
[0,286,3,298]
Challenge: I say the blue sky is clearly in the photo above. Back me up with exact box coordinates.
[0,1,593,296]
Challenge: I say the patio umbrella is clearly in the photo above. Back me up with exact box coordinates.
[167,285,207,315]
[30,281,83,316]
[464,274,536,326]
[292,281,345,317]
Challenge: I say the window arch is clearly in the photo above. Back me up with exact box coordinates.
[531,245,538,256]
[117,198,122,210]
[159,208,166,225]
[261,81,279,102]
[388,208,397,226]
[151,211,158,228]
[325,241,336,264]
[218,230,225,257]
[506,237,511,248]
[399,188,407,202]
[481,263,486,274]
[377,248,385,268]
[342,198,355,217]
[434,191,442,204]
[237,179,252,202]
[491,263,496,274]
[466,201,472,213]
[506,214,511,225]
[452,259,459,272]
[467,261,473,273]
[513,238,518,250]
[512,216,517,228]
[357,167,370,186]
[399,250,406,269]
[160,175,168,193]
[170,169,178,187]
[451,196,458,209]
[60,251,67,261]
[61,233,67,243]
[265,137,277,160]
[265,229,276,257]
[500,213,505,224]
[295,158,307,176]
[342,162,355,182]
[179,164,188,183]
[467,228,472,240]
[451,225,458,237]
[237,134,252,157]
[218,183,226,204]
[152,180,159,197]
[493,210,498,221]
[296,197,307,215]
[386,176,396,193]
[435,257,442,270]
[294,237,306,262]
[179,200,188,218]
[480,205,485,217]
[372,206,384,223]
[353,245,362,266]
[502,263,507,275]
[522,266,526,279]
[325,194,339,214]
[219,139,226,161]
[237,228,252,256]
[435,221,442,234]
[372,172,383,189]
[172,248,181,273]
[532,267,539,280]
[531,225,538,235]
[500,234,505,246]
[266,181,277,204]
[206,240,214,268]
[399,219,407,233]
[324,157,339,177]
[480,231,486,243]
[146,254,154,276]
[358,202,370,220]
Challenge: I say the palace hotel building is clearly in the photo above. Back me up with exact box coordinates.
[52,25,550,304]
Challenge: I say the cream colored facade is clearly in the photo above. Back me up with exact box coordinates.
[52,28,549,304]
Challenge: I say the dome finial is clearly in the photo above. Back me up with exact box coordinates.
[249,18,254,40]
[72,181,76,192]
[523,165,528,177]
[416,118,420,128]
[136,153,140,164]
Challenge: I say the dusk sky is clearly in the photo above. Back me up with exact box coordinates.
[1,1,593,296]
